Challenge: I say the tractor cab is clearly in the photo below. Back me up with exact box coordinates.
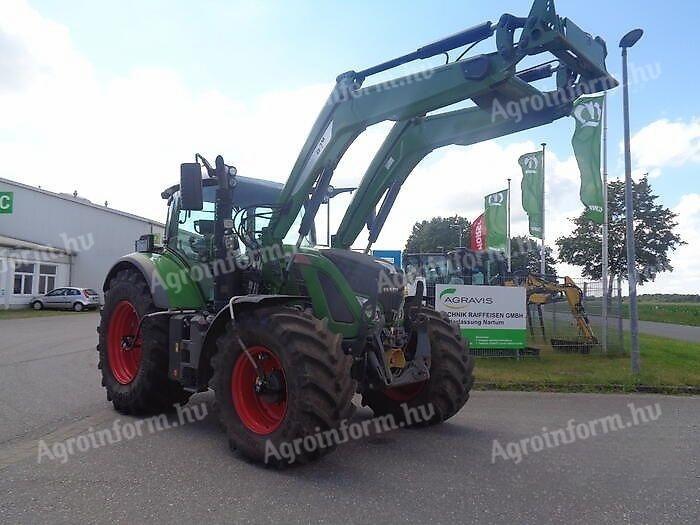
[445,248,508,286]
[404,248,508,305]
[163,176,281,257]
[161,173,316,303]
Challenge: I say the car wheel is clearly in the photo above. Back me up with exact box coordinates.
[32,301,43,311]
[73,302,84,312]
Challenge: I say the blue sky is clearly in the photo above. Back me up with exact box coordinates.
[2,0,699,292]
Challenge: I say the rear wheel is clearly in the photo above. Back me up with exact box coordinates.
[97,269,190,414]
[211,307,354,467]
[73,302,84,312]
[362,307,474,426]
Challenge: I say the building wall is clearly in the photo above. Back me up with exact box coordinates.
[0,178,164,305]
[0,249,71,309]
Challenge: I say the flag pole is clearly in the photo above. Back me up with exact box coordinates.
[601,92,609,353]
[540,143,546,276]
[507,178,512,272]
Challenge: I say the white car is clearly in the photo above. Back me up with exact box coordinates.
[30,287,101,312]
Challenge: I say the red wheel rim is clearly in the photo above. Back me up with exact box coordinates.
[107,300,142,385]
[384,381,426,402]
[231,346,287,435]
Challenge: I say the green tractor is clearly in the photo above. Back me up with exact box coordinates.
[97,0,616,466]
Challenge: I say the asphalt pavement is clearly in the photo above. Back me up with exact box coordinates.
[1,313,698,524]
[588,315,700,343]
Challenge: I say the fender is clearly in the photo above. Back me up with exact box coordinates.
[103,252,206,310]
[195,295,310,390]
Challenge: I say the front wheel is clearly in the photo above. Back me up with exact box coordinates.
[211,307,354,467]
[362,308,474,426]
[32,301,43,311]
[97,269,190,414]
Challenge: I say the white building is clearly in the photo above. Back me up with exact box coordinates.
[0,177,163,309]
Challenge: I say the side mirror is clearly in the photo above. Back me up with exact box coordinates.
[180,163,203,210]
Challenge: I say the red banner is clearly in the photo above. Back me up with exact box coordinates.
[470,213,487,251]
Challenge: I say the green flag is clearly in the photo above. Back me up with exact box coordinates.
[572,94,605,224]
[518,151,544,239]
[484,188,508,250]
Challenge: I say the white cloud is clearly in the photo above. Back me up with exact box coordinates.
[0,0,331,221]
[623,117,700,294]
[643,193,700,294]
[629,118,700,176]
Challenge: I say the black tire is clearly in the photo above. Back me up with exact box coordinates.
[362,307,474,426]
[32,301,43,311]
[211,307,354,467]
[97,269,191,414]
[73,302,84,312]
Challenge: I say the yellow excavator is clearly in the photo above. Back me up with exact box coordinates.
[515,273,598,353]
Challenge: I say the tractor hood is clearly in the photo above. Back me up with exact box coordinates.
[319,248,405,323]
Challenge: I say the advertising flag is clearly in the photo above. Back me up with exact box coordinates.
[470,213,487,251]
[572,94,605,224]
[518,151,544,239]
[484,189,508,250]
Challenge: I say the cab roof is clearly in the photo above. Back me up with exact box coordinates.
[161,175,283,208]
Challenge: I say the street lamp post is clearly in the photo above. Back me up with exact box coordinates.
[540,143,547,276]
[620,28,644,374]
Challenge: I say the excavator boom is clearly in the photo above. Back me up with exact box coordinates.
[526,274,598,349]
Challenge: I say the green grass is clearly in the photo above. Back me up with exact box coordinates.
[634,302,700,327]
[475,332,700,391]
[0,309,96,320]
[582,301,700,327]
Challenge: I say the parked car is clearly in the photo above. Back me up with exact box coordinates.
[30,287,101,312]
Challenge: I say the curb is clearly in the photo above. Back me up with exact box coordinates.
[474,381,700,395]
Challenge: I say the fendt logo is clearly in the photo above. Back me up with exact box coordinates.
[523,155,539,170]
[0,192,13,214]
[439,288,494,310]
[487,192,505,207]
[574,101,603,128]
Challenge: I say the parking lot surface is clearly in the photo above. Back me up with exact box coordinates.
[1,313,698,524]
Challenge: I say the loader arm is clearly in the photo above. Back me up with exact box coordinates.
[333,78,573,250]
[264,0,617,248]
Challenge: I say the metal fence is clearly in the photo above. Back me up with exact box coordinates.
[526,278,627,355]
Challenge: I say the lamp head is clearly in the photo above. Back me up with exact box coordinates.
[620,29,644,49]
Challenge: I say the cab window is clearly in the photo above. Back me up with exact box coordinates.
[172,201,217,265]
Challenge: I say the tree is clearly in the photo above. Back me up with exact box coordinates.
[510,235,557,276]
[556,176,684,285]
[405,216,470,253]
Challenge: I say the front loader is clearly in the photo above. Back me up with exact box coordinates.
[97,0,616,466]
